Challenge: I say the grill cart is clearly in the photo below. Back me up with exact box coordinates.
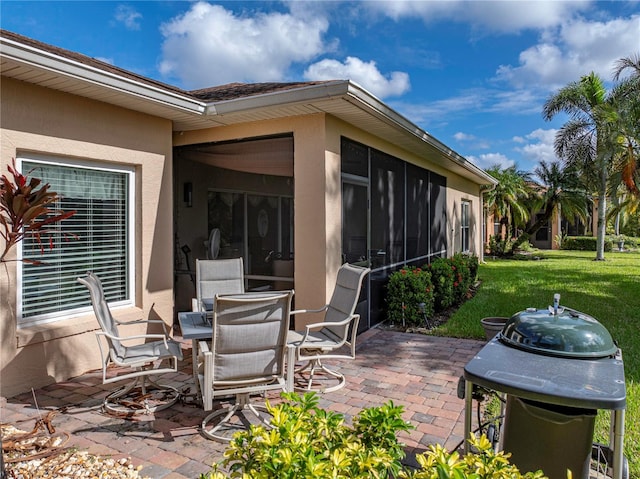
[462,296,627,479]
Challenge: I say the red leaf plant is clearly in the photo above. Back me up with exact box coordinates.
[0,159,76,264]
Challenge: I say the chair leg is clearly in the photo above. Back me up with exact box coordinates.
[103,376,180,415]
[201,393,272,442]
[294,359,346,393]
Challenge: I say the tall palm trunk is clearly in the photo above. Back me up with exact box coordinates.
[595,165,608,260]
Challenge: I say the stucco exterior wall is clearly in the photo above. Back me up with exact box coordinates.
[0,78,174,397]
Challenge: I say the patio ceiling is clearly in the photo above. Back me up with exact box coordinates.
[1,29,497,186]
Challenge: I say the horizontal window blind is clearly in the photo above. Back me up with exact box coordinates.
[19,159,132,324]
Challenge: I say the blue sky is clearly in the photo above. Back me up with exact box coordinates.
[2,1,639,175]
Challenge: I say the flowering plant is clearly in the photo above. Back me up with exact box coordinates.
[428,258,455,312]
[0,159,75,263]
[386,266,434,327]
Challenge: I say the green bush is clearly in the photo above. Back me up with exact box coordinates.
[427,258,455,312]
[386,266,434,326]
[562,236,613,251]
[200,392,413,479]
[450,254,472,304]
[487,235,513,256]
[463,253,479,282]
[400,435,547,479]
[201,395,547,479]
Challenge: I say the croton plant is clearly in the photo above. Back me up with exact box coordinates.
[0,158,75,263]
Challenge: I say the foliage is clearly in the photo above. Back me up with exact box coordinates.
[400,435,547,479]
[0,158,75,263]
[450,253,472,305]
[561,236,613,252]
[386,266,434,326]
[427,258,455,312]
[483,165,532,239]
[510,161,589,254]
[200,392,413,479]
[487,235,513,257]
[432,250,640,478]
[462,253,479,282]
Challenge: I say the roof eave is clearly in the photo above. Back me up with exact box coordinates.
[0,35,206,114]
[206,80,497,186]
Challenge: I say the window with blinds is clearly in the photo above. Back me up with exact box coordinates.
[18,157,134,326]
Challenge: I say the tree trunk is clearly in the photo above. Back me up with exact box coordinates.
[509,203,554,254]
[595,166,608,261]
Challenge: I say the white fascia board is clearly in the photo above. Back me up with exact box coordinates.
[206,79,497,186]
[0,37,206,114]
[205,80,351,116]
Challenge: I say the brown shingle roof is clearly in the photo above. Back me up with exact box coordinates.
[189,81,334,101]
[1,29,336,103]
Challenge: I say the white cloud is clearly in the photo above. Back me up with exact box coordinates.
[159,2,330,88]
[467,152,514,170]
[366,0,592,33]
[496,15,640,89]
[454,132,475,141]
[303,56,410,98]
[515,128,558,164]
[114,5,142,31]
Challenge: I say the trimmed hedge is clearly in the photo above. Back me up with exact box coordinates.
[562,236,613,251]
[385,254,479,324]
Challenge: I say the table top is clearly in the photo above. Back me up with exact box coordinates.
[177,311,212,340]
[463,336,626,410]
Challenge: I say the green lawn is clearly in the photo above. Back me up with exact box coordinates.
[433,249,640,479]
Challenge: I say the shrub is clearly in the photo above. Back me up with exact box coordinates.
[450,254,472,304]
[201,397,547,479]
[487,235,513,256]
[400,434,547,479]
[463,253,479,282]
[386,266,434,327]
[562,236,613,251]
[427,258,455,312]
[201,392,414,479]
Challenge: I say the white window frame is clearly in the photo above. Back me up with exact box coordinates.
[16,155,135,328]
[461,200,471,253]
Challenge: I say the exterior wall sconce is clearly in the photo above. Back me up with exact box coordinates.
[184,182,192,207]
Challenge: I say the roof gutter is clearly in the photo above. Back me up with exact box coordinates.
[0,35,206,114]
[206,80,498,186]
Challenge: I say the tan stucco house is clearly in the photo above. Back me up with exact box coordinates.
[1,30,497,397]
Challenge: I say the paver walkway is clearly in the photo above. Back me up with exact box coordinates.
[1,329,484,478]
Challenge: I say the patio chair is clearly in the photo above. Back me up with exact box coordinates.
[77,272,183,415]
[192,258,245,314]
[287,263,370,393]
[199,290,294,441]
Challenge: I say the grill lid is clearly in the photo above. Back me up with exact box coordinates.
[499,304,617,359]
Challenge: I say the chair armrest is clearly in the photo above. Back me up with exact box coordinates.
[294,316,355,347]
[115,318,170,335]
[192,298,199,312]
[290,305,328,315]
[96,331,170,349]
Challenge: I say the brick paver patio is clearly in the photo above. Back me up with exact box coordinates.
[1,328,484,478]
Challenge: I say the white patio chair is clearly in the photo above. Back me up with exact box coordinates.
[192,258,245,314]
[199,290,294,442]
[287,263,370,393]
[77,272,183,415]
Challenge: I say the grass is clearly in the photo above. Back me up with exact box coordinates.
[433,249,640,479]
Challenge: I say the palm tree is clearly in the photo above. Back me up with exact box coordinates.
[610,54,640,198]
[510,161,589,253]
[542,72,612,260]
[483,165,532,241]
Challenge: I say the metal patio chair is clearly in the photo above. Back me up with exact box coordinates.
[199,290,294,442]
[77,272,183,415]
[287,263,370,393]
[192,257,245,315]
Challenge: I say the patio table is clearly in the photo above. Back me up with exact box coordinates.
[178,291,295,402]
